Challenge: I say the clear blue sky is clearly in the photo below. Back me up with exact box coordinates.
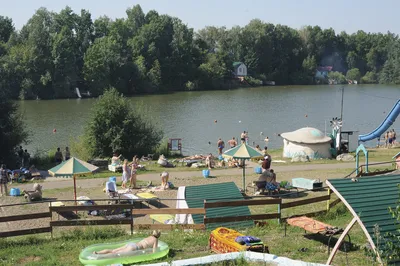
[2,0,400,34]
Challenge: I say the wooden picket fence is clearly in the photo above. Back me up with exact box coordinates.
[0,191,341,238]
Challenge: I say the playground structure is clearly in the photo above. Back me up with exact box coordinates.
[358,99,400,143]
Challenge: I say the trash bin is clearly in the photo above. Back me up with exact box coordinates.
[254,167,263,174]
[202,169,210,178]
[10,188,21,196]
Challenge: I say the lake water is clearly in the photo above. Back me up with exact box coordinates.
[20,85,400,156]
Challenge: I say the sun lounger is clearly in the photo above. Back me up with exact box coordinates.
[150,214,175,224]
[136,192,160,207]
[118,193,139,204]
[108,164,122,173]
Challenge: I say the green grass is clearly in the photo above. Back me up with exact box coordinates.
[252,147,400,165]
[0,204,379,266]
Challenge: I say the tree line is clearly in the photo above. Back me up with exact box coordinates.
[1,5,400,100]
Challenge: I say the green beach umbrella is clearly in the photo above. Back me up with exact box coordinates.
[223,143,263,191]
[48,157,99,201]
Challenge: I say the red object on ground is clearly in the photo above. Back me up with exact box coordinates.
[53,128,57,133]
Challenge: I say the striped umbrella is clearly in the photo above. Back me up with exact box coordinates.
[48,157,99,201]
[223,143,263,191]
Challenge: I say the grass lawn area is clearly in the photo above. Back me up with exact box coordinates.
[260,147,400,165]
[0,202,378,266]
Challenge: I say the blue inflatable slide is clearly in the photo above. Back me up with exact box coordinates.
[358,99,400,142]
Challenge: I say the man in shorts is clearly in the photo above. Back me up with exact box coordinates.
[217,138,225,155]
[227,137,237,149]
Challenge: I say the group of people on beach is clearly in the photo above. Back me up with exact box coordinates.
[119,154,139,189]
[216,131,269,155]
[17,146,30,168]
[113,153,170,190]
[383,129,397,147]
[54,147,70,163]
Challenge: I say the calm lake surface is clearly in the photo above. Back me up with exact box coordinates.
[20,85,400,156]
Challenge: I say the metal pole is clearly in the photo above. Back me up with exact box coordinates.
[340,86,344,122]
[243,162,246,192]
[339,87,344,153]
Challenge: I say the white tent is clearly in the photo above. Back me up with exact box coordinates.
[280,127,332,159]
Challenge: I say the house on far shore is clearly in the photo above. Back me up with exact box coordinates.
[315,66,333,79]
[233,62,247,78]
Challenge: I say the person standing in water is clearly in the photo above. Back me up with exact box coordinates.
[217,138,225,155]
[227,137,237,149]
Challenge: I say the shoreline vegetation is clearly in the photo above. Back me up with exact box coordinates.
[1,5,400,100]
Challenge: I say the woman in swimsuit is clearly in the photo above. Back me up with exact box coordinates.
[129,155,138,188]
[94,230,161,254]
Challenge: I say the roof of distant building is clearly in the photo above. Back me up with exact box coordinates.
[317,66,333,72]
[233,62,244,67]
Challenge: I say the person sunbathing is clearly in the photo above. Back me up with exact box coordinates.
[94,230,161,254]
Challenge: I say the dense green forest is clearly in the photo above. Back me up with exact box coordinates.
[1,5,400,99]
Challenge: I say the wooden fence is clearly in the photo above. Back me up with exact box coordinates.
[0,191,341,238]
[0,211,52,238]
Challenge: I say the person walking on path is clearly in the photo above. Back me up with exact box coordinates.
[0,164,9,196]
[217,138,225,155]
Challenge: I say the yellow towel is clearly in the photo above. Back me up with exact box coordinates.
[136,192,158,199]
[150,214,175,224]
[50,201,65,207]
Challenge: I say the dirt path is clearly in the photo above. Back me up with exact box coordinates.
[14,161,391,192]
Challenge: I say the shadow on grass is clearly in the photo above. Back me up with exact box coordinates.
[304,234,357,252]
[0,237,48,249]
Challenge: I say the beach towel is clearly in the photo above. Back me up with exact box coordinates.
[235,236,261,245]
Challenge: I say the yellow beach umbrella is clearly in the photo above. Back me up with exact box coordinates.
[223,143,263,191]
[48,157,99,202]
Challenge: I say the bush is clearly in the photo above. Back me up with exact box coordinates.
[361,71,378,84]
[69,136,91,161]
[245,76,262,86]
[328,71,347,84]
[185,81,197,91]
[346,68,361,82]
[83,88,163,158]
[30,148,57,169]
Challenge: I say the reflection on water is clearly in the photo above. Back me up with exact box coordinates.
[20,85,400,155]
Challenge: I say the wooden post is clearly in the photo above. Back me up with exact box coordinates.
[49,202,53,239]
[73,174,78,214]
[326,217,357,265]
[326,188,331,211]
[130,207,133,235]
[277,202,281,225]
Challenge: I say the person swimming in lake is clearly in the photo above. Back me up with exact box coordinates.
[94,230,161,254]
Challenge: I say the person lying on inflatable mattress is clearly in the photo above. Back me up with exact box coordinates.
[94,230,161,254]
